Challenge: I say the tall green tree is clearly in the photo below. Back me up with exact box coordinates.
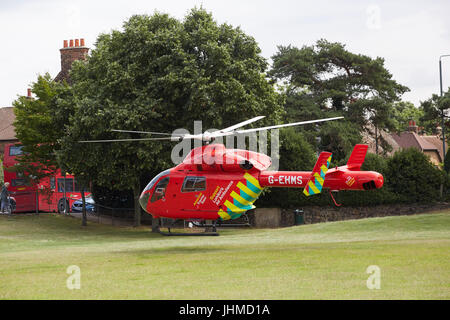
[419,88,450,136]
[269,39,408,159]
[391,101,424,133]
[59,8,283,226]
[12,74,68,184]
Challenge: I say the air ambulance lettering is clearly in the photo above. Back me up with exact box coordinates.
[193,193,207,207]
[211,181,234,206]
[210,186,220,201]
[193,193,202,206]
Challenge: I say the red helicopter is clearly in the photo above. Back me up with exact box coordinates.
[81,116,383,235]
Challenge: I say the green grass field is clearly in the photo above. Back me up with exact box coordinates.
[0,211,449,299]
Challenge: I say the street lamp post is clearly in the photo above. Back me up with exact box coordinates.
[439,55,450,158]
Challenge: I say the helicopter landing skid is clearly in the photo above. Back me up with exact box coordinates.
[191,217,251,229]
[156,219,220,236]
[158,229,219,236]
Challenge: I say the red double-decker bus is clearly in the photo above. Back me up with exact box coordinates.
[2,143,90,213]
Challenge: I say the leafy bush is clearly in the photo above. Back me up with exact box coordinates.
[384,148,443,203]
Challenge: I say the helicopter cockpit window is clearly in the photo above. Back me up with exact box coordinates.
[181,176,206,192]
[143,169,171,193]
[150,177,170,203]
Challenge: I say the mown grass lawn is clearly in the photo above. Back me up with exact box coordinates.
[0,211,449,299]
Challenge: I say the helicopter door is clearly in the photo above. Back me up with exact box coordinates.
[151,177,170,202]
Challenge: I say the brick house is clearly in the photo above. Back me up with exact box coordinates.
[0,106,19,156]
[391,121,446,166]
[362,121,446,166]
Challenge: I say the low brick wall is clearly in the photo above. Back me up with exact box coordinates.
[251,202,450,228]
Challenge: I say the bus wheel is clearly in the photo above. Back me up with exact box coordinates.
[58,198,70,214]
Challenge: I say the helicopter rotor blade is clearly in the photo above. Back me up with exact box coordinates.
[110,129,185,137]
[217,116,265,133]
[234,116,344,134]
[209,116,344,138]
[78,137,178,143]
[79,116,343,143]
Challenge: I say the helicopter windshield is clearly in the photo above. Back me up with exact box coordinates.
[150,177,170,202]
[142,169,171,193]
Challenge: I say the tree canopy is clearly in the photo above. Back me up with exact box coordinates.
[12,73,69,181]
[391,101,424,133]
[269,39,409,159]
[419,88,450,135]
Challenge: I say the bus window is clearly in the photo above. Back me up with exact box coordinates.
[57,178,74,192]
[50,177,56,190]
[11,178,29,187]
[9,146,24,156]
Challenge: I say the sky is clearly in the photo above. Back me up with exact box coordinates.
[0,0,449,108]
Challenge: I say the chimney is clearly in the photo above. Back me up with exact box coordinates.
[55,38,89,83]
[408,120,418,134]
[27,88,32,99]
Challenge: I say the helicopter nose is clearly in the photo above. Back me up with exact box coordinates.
[139,191,150,213]
[375,173,384,189]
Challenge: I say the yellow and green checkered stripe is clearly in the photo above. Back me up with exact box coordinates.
[303,154,332,196]
[218,173,263,220]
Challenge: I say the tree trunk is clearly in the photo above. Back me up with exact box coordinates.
[375,125,379,155]
[81,186,87,227]
[133,181,141,227]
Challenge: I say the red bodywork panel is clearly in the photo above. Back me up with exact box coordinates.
[139,144,384,221]
[259,169,383,190]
